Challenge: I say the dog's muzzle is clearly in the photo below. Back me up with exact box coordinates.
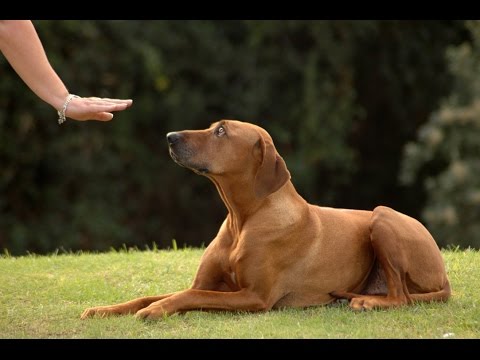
[166,132,183,164]
[166,132,209,174]
[167,132,182,146]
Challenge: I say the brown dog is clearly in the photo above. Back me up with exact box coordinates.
[81,120,450,320]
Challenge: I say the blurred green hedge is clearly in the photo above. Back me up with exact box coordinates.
[401,21,480,249]
[0,20,470,254]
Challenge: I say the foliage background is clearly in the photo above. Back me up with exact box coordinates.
[401,21,480,249]
[0,20,476,255]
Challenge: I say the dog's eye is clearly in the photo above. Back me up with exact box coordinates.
[216,126,226,137]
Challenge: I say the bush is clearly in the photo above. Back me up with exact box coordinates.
[400,21,480,248]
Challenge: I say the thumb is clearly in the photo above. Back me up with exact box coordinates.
[92,112,114,121]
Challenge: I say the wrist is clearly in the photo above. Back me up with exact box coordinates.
[57,93,79,125]
[50,90,70,111]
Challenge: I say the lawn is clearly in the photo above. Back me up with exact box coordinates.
[0,248,478,338]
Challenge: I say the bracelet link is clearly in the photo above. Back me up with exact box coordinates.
[58,94,80,125]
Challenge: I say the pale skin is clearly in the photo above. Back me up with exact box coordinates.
[0,20,132,121]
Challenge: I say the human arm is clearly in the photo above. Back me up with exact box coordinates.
[0,20,132,121]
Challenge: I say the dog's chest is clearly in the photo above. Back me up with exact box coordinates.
[230,271,237,285]
[227,248,241,286]
[224,234,250,287]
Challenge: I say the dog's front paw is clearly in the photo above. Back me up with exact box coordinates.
[135,305,167,320]
[80,306,116,319]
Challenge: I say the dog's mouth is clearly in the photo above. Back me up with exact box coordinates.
[195,168,209,175]
[169,148,209,175]
[169,148,183,166]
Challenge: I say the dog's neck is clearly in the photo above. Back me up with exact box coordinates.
[208,174,255,232]
[208,174,304,235]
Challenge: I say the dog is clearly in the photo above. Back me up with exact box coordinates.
[81,120,450,320]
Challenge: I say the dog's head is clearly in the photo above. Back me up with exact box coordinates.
[167,120,290,199]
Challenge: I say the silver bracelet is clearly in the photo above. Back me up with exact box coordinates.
[57,94,80,125]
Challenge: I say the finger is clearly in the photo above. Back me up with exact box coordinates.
[103,102,130,111]
[86,97,133,106]
[98,98,133,106]
[88,101,129,111]
[83,103,130,113]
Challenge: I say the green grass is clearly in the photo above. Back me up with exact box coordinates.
[0,248,478,338]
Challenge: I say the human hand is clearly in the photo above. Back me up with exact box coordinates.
[64,97,133,121]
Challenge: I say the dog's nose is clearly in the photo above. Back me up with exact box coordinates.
[166,132,181,146]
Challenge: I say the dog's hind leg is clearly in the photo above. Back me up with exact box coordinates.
[334,206,450,310]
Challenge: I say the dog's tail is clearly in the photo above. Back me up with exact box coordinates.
[409,278,451,303]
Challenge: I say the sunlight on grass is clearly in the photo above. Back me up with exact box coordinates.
[0,248,478,338]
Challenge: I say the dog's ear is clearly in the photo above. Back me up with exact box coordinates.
[254,135,291,199]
